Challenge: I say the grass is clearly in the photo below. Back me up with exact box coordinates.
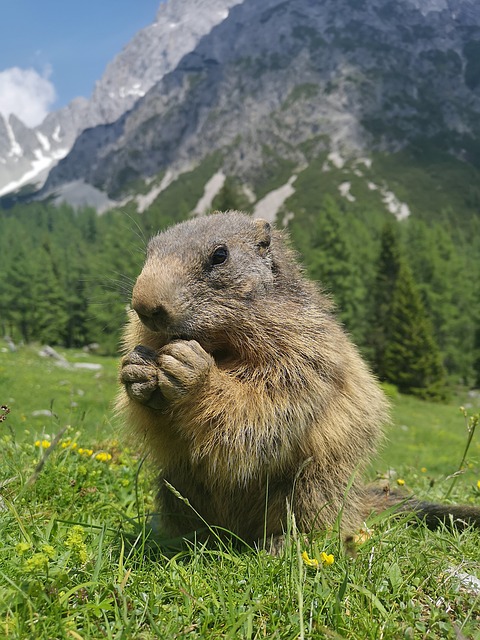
[0,344,479,639]
[378,391,480,483]
[0,345,118,442]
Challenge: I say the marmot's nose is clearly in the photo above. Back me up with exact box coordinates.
[132,298,172,332]
[133,301,169,325]
[131,267,181,332]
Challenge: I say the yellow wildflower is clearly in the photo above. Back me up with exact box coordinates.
[65,525,88,564]
[25,553,49,572]
[61,440,78,449]
[95,452,112,462]
[78,448,93,456]
[302,551,319,568]
[397,478,405,486]
[15,542,32,555]
[42,544,55,559]
[320,552,335,565]
[302,550,334,568]
[34,439,51,449]
[420,467,427,473]
[477,479,480,491]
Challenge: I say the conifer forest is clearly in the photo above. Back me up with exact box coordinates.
[1,183,479,400]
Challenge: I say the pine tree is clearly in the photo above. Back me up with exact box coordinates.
[30,244,69,345]
[368,222,403,379]
[474,322,480,388]
[405,218,477,384]
[289,196,367,342]
[63,255,91,348]
[212,176,248,212]
[383,262,447,399]
[2,248,36,343]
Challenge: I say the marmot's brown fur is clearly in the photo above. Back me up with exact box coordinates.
[117,211,479,547]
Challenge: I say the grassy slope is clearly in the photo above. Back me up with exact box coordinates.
[2,345,478,481]
[377,391,480,509]
[0,346,479,639]
[0,346,119,443]
[277,146,480,229]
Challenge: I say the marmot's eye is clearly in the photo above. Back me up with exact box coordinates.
[211,245,229,266]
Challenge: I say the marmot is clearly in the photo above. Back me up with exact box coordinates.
[117,211,479,547]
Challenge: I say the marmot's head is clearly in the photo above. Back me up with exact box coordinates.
[131,212,282,352]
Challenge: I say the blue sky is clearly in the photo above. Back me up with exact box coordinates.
[0,0,161,126]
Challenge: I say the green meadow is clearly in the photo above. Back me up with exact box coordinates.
[0,345,479,639]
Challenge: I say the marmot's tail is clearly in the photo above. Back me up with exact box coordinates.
[364,485,480,530]
[405,500,480,530]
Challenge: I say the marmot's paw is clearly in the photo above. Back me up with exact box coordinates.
[120,345,165,409]
[157,340,214,402]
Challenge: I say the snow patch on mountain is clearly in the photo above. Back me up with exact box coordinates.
[381,188,411,220]
[193,171,226,215]
[0,145,68,197]
[338,181,356,202]
[134,170,176,213]
[36,132,50,152]
[253,175,298,224]
[328,152,346,170]
[52,126,62,143]
[5,118,23,158]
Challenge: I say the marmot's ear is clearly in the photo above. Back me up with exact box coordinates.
[253,219,271,255]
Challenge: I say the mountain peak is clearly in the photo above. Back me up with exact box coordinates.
[0,0,240,198]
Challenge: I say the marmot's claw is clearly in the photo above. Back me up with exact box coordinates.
[156,340,214,402]
[121,348,165,409]
[122,345,158,367]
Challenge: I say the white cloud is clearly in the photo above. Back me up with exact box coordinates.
[0,67,56,128]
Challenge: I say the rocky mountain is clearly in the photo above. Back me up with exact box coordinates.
[0,101,87,197]
[35,0,480,217]
[0,0,242,198]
